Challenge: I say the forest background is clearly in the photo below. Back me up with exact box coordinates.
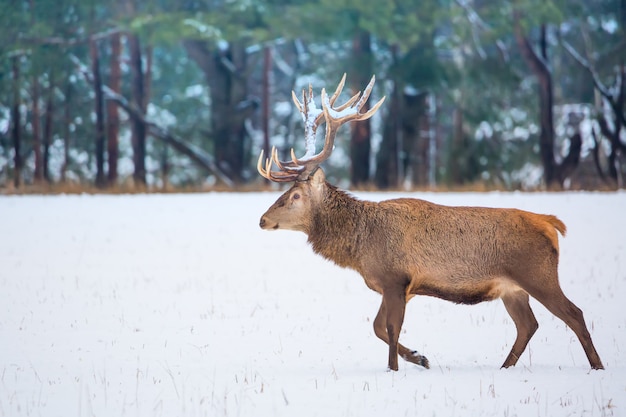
[0,0,624,192]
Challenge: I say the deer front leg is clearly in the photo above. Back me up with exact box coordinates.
[374,291,429,371]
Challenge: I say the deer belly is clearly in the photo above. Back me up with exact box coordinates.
[410,277,515,305]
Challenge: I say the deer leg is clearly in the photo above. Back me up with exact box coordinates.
[533,289,604,369]
[520,278,604,370]
[500,290,538,368]
[383,290,405,371]
[373,292,429,371]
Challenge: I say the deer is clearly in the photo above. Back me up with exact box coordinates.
[257,74,604,372]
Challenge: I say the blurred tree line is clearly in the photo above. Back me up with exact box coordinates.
[0,0,624,191]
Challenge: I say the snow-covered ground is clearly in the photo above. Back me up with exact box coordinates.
[1,190,624,417]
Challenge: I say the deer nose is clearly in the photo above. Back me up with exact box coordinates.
[259,217,266,229]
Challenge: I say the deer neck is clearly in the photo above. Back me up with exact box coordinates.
[307,184,368,270]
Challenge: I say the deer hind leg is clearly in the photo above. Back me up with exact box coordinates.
[373,295,429,371]
[526,283,604,370]
[501,290,539,368]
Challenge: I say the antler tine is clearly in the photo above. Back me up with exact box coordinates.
[256,149,270,180]
[291,90,302,113]
[273,147,302,172]
[332,92,361,112]
[357,94,386,120]
[326,74,376,113]
[326,73,347,107]
[326,75,384,118]
[257,148,302,182]
[290,148,300,165]
[302,86,309,116]
[304,84,324,125]
[354,75,384,119]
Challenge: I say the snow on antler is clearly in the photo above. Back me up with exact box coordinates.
[258,74,384,182]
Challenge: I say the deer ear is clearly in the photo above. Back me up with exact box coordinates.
[310,168,326,189]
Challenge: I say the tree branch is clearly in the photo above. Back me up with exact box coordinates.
[70,54,234,187]
[19,28,123,46]
[559,37,612,99]
[512,11,551,78]
[455,0,489,59]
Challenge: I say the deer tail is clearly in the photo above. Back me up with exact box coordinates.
[545,215,567,237]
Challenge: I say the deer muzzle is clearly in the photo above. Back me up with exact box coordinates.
[259,215,279,230]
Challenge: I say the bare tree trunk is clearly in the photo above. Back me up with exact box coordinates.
[350,30,373,187]
[61,79,71,182]
[107,32,121,186]
[561,35,625,188]
[449,105,465,185]
[128,33,146,187]
[144,44,153,110]
[32,74,43,184]
[514,23,558,188]
[184,39,251,183]
[595,66,625,187]
[557,133,582,185]
[144,44,154,180]
[90,38,106,187]
[11,56,22,188]
[598,114,623,183]
[404,91,429,187]
[262,46,271,163]
[375,51,401,189]
[43,71,54,183]
[216,43,248,183]
[160,144,169,191]
[536,25,559,187]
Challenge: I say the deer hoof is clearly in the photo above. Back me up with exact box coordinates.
[403,350,430,369]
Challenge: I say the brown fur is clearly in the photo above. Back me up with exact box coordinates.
[259,169,604,371]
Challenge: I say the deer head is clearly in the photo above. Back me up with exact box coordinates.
[258,74,384,232]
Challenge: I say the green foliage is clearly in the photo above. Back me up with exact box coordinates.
[265,0,445,50]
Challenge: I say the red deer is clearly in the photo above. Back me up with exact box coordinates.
[258,74,604,371]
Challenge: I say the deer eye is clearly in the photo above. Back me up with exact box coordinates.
[293,193,300,200]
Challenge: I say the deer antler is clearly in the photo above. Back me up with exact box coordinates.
[257,74,385,182]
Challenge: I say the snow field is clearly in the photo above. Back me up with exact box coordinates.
[0,191,624,416]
